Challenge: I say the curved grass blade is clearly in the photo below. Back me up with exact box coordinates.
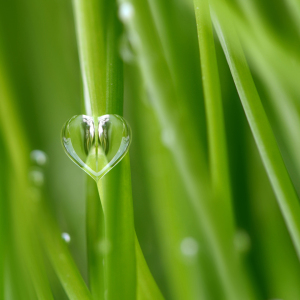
[211,0,300,259]
[194,0,234,232]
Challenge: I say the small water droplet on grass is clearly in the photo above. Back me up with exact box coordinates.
[61,232,71,243]
[234,229,251,254]
[119,3,135,22]
[29,168,44,187]
[180,237,199,257]
[30,150,48,166]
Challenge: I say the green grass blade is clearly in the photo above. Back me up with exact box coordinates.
[97,154,136,300]
[0,55,54,300]
[119,1,257,299]
[211,1,300,259]
[72,0,106,116]
[248,138,300,299]
[86,176,104,300]
[135,238,164,300]
[0,50,91,300]
[129,65,209,300]
[194,0,234,231]
[39,203,92,300]
[105,4,123,116]
[0,133,7,299]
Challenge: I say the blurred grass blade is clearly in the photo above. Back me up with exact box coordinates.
[0,133,6,299]
[129,65,210,300]
[119,0,256,299]
[135,238,164,300]
[39,202,92,300]
[0,54,54,300]
[194,0,234,230]
[248,138,300,299]
[211,1,300,259]
[0,48,91,300]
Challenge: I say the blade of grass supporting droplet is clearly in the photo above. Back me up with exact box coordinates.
[211,1,300,259]
[72,1,107,298]
[86,176,105,300]
[72,0,106,117]
[73,0,139,297]
[105,3,123,116]
[97,154,136,300]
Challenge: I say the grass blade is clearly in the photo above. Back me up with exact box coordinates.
[194,0,234,231]
[212,0,300,259]
[72,0,106,116]
[86,176,104,300]
[0,49,92,300]
[97,154,136,300]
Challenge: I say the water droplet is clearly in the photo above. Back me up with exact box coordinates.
[180,237,199,257]
[30,150,48,166]
[28,168,44,187]
[118,2,135,22]
[61,114,131,182]
[98,238,111,255]
[119,34,135,63]
[161,128,176,148]
[61,232,71,243]
[234,229,251,254]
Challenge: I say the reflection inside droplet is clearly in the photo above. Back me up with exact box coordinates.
[61,114,131,181]
[180,237,199,257]
[30,150,48,166]
[61,232,71,243]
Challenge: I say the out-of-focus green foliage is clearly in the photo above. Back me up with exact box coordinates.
[1,0,300,299]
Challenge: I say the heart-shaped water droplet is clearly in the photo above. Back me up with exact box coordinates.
[61,114,131,181]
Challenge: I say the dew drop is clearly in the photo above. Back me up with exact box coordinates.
[28,168,44,187]
[234,229,251,254]
[119,34,135,63]
[180,237,199,257]
[61,114,131,182]
[30,150,48,166]
[61,232,71,243]
[98,238,111,255]
[161,128,176,148]
[118,2,135,22]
